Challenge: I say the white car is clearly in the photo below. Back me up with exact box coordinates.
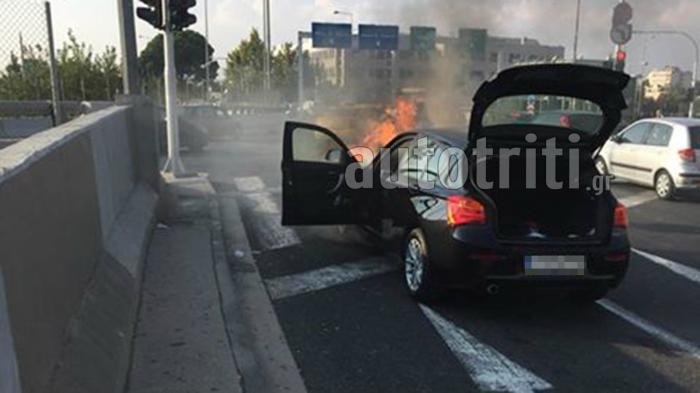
[597,117,700,199]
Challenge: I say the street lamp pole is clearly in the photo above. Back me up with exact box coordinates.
[573,0,581,61]
[204,0,210,102]
[262,0,271,95]
[332,10,353,88]
[634,30,699,118]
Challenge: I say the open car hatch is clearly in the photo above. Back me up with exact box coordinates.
[468,64,630,150]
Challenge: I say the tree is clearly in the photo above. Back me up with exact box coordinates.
[272,42,297,101]
[139,30,218,88]
[0,47,51,100]
[224,28,265,98]
[224,29,301,102]
[0,31,121,101]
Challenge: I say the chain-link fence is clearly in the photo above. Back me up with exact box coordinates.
[0,0,54,101]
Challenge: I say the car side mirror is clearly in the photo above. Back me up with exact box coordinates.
[324,148,343,164]
[611,135,622,144]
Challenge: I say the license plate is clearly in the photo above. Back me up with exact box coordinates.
[524,255,586,276]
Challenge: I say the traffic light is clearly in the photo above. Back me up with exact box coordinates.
[136,0,163,30]
[614,49,626,72]
[170,0,197,31]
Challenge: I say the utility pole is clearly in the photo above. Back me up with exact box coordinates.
[262,0,271,96]
[573,0,581,61]
[117,0,140,94]
[161,0,186,176]
[204,0,210,102]
[44,1,63,125]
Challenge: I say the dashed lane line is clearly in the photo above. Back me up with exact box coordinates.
[234,176,300,250]
[420,305,553,393]
[597,299,700,360]
[232,176,266,193]
[267,259,553,392]
[265,257,397,300]
[633,248,700,286]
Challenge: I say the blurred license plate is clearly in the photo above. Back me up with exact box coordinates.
[524,255,585,276]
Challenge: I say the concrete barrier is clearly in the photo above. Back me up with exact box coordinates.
[0,97,160,393]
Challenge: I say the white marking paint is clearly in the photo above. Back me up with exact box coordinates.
[252,213,301,250]
[618,191,657,209]
[0,269,21,393]
[420,305,552,393]
[248,192,281,214]
[266,257,397,300]
[233,176,266,193]
[633,248,700,285]
[597,299,700,360]
[234,176,300,250]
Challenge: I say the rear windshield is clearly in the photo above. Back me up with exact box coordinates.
[482,95,604,134]
[689,127,700,149]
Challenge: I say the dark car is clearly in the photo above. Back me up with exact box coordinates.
[156,108,209,153]
[281,64,632,302]
[181,104,241,140]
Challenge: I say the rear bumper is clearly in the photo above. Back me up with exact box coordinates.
[429,225,630,290]
[675,173,700,190]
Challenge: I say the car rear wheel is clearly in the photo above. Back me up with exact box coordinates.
[403,228,442,302]
[655,170,676,200]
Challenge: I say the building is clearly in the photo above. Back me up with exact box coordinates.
[305,30,565,104]
[644,66,693,101]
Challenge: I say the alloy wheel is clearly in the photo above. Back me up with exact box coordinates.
[656,173,672,199]
[404,237,424,292]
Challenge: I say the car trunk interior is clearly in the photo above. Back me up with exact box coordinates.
[474,145,611,243]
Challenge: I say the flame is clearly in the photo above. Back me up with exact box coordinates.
[360,96,417,151]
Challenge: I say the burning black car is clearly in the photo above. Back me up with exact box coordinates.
[281,64,631,302]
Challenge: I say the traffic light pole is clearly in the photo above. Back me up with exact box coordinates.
[161,0,186,176]
[297,31,311,105]
[634,30,699,118]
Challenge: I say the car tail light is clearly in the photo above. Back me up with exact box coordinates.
[614,203,628,229]
[447,196,486,226]
[678,148,697,162]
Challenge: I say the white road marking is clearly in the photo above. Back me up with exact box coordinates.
[233,176,266,193]
[633,249,700,285]
[420,305,552,393]
[266,257,397,300]
[248,191,281,214]
[597,299,700,360]
[234,176,300,250]
[617,191,657,209]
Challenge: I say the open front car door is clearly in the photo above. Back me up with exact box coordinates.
[282,121,373,226]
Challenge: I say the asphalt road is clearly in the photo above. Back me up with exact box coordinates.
[185,115,700,393]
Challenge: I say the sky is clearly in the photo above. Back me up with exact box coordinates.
[5,0,700,77]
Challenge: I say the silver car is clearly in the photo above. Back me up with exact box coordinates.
[597,117,700,199]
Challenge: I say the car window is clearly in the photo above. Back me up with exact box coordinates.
[620,122,652,144]
[425,141,446,183]
[482,95,604,134]
[292,127,345,164]
[645,124,673,147]
[397,140,423,182]
[389,138,415,176]
[689,127,700,149]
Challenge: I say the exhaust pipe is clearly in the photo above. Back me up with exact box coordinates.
[486,284,500,295]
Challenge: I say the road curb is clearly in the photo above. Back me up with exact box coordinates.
[212,184,308,393]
